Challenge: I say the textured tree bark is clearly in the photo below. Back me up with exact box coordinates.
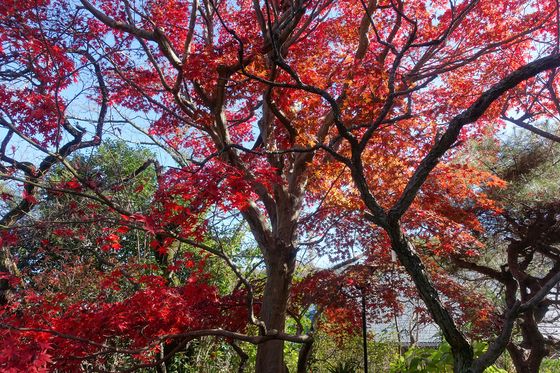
[386,222,475,368]
[453,353,475,373]
[255,253,295,373]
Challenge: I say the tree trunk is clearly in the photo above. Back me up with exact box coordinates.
[297,340,313,373]
[452,351,475,373]
[255,254,295,373]
[506,312,548,373]
[385,222,475,373]
[507,343,529,373]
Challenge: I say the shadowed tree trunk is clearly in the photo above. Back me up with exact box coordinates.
[256,247,296,373]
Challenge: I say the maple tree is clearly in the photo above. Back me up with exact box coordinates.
[2,0,560,372]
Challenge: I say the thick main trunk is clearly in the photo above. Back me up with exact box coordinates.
[255,256,295,373]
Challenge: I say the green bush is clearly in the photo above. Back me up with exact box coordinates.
[389,341,508,373]
[541,358,560,373]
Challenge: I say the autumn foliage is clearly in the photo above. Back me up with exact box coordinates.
[2,0,560,372]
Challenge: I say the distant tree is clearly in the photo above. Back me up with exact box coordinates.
[11,140,157,272]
